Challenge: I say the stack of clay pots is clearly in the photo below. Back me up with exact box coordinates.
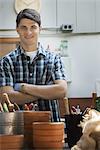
[33,122,64,150]
[24,111,51,149]
[0,135,24,150]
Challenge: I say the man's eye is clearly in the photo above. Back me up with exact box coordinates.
[20,26,27,30]
[31,26,37,29]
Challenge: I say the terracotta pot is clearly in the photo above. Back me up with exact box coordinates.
[33,134,64,142]
[23,111,51,149]
[33,122,64,130]
[33,122,64,149]
[0,134,24,150]
[24,111,51,124]
[33,129,64,136]
[33,141,64,149]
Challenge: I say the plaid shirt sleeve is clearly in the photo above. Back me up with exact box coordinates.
[52,54,66,81]
[0,58,14,87]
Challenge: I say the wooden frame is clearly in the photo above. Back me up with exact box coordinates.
[0,38,20,57]
[68,93,96,112]
[59,93,97,118]
[0,38,19,43]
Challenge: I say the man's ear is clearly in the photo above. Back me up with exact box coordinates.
[16,27,19,34]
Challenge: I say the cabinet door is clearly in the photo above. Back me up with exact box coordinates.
[57,0,76,32]
[76,0,95,33]
[40,0,56,28]
[95,0,100,32]
[0,0,16,29]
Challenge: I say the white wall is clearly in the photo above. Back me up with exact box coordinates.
[68,34,100,97]
[39,34,100,97]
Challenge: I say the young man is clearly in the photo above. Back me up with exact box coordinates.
[0,9,67,121]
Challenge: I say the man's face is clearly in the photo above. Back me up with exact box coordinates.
[16,18,41,46]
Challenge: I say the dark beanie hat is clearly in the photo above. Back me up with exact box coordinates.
[16,8,41,27]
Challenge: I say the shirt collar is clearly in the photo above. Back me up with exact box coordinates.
[16,43,46,58]
[37,43,46,57]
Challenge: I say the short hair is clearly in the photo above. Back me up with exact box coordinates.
[16,9,41,27]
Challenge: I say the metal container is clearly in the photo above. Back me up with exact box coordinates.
[0,112,24,135]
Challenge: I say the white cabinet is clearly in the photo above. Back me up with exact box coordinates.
[76,0,95,33]
[40,0,56,28]
[1,0,100,33]
[40,0,76,31]
[95,0,100,32]
[57,0,76,32]
[40,0,97,33]
[0,0,16,30]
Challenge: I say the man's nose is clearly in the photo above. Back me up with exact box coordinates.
[26,28,33,34]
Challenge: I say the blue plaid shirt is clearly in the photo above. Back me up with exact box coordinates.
[0,44,66,121]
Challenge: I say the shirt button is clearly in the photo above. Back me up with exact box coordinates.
[30,73,33,76]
